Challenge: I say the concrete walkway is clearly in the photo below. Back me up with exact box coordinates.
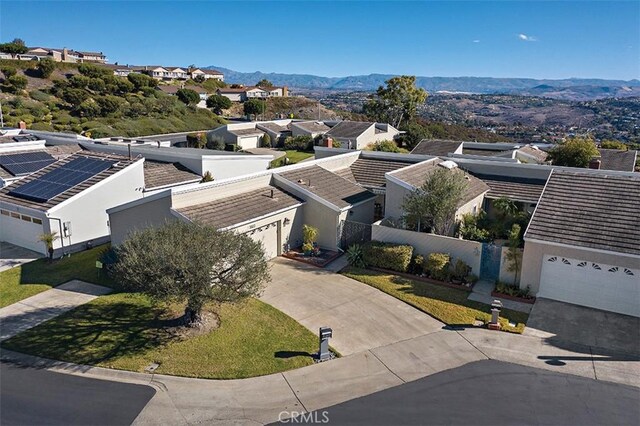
[0,242,42,272]
[467,279,533,313]
[260,258,443,355]
[0,280,112,341]
[245,147,286,159]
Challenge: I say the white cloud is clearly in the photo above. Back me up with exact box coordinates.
[473,39,480,43]
[518,33,537,42]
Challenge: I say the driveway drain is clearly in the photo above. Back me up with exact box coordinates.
[144,362,160,373]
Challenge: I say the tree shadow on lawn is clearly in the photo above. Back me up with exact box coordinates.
[18,251,117,289]
[1,296,179,366]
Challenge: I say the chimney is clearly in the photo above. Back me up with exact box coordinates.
[283,86,288,97]
[589,157,601,170]
[18,121,27,130]
[62,47,68,61]
[325,137,333,148]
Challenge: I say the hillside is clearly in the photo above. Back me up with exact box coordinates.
[208,65,640,100]
[0,60,226,137]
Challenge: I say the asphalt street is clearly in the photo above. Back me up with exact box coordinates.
[282,360,640,425]
[0,362,155,426]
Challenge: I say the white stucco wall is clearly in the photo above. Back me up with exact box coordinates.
[109,192,175,246]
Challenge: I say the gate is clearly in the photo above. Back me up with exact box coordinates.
[480,243,502,281]
[339,220,372,249]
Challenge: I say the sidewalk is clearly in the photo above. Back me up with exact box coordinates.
[0,280,111,341]
[467,279,533,314]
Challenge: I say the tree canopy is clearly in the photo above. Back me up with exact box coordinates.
[363,76,427,128]
[600,140,628,150]
[206,94,232,114]
[37,57,56,79]
[176,88,200,105]
[402,168,467,235]
[244,98,265,119]
[547,137,600,168]
[256,79,274,88]
[110,221,270,326]
[0,38,28,57]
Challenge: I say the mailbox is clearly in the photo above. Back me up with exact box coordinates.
[317,326,333,362]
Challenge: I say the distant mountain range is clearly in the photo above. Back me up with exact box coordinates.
[206,66,640,100]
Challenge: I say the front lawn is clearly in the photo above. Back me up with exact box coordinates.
[1,294,319,379]
[343,267,528,333]
[284,150,314,164]
[0,245,115,308]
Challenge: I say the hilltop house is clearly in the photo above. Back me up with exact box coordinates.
[216,86,288,102]
[324,121,401,150]
[15,47,107,63]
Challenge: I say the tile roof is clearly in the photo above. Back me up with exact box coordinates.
[279,165,376,209]
[228,128,265,137]
[411,139,463,156]
[517,145,549,163]
[292,121,331,134]
[325,121,374,139]
[45,144,83,160]
[391,160,489,205]
[335,158,414,188]
[176,186,303,230]
[144,161,201,189]
[472,174,546,204]
[258,123,288,133]
[462,148,513,157]
[525,170,640,256]
[598,149,637,172]
[0,152,136,211]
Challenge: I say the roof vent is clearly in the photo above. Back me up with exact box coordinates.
[438,160,458,170]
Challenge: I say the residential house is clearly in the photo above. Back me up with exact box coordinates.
[521,170,640,317]
[209,120,294,149]
[190,68,224,81]
[216,86,288,102]
[17,47,106,63]
[324,121,401,150]
[594,148,637,172]
[291,121,331,139]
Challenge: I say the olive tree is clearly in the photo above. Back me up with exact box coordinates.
[110,221,270,327]
[402,167,467,235]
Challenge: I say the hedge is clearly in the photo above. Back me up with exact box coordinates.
[363,241,413,272]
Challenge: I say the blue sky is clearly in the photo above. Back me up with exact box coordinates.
[1,1,638,80]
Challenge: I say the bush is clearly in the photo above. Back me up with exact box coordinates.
[408,254,425,274]
[37,57,56,78]
[206,134,226,150]
[1,66,17,78]
[78,63,112,78]
[370,140,401,153]
[176,88,200,105]
[7,75,28,91]
[302,224,318,245]
[450,259,471,282]
[363,241,413,272]
[284,135,313,151]
[495,281,532,299]
[346,244,366,268]
[425,253,450,281]
[262,133,272,148]
[187,132,207,148]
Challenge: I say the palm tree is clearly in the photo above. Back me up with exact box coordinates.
[38,231,59,262]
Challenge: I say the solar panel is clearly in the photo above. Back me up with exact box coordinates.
[8,156,116,203]
[0,152,56,176]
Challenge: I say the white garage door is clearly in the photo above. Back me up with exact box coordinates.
[539,255,640,317]
[243,221,280,259]
[0,212,45,254]
[238,136,259,150]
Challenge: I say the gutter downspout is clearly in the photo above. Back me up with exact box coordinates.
[48,216,67,257]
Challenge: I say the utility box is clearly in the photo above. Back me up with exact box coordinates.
[317,326,333,362]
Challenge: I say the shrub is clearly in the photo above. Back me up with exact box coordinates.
[408,254,425,274]
[346,244,366,268]
[7,75,28,91]
[176,88,200,105]
[302,224,318,245]
[450,259,471,282]
[284,135,313,151]
[495,281,532,299]
[370,140,401,153]
[262,133,272,148]
[363,241,413,272]
[29,89,50,102]
[1,66,17,78]
[206,134,226,150]
[465,273,479,284]
[302,242,314,253]
[187,132,207,148]
[201,171,214,182]
[425,253,450,281]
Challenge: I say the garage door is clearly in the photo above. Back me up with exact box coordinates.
[243,221,280,259]
[539,255,640,317]
[0,212,45,254]
[238,136,259,150]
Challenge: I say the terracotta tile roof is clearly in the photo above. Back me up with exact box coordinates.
[473,173,546,204]
[411,139,463,156]
[176,186,303,229]
[279,165,376,209]
[144,161,201,190]
[0,151,136,211]
[391,159,489,206]
[525,170,640,255]
[598,149,637,172]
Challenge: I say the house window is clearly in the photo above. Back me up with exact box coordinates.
[21,215,32,222]
[10,212,20,219]
[32,218,42,225]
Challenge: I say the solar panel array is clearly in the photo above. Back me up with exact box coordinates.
[8,156,116,203]
[0,152,56,176]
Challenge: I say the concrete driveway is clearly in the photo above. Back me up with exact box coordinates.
[0,242,42,272]
[260,258,443,355]
[524,298,640,356]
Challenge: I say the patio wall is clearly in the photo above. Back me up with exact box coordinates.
[498,247,523,286]
[371,222,483,275]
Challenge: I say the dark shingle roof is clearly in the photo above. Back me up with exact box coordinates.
[144,161,201,189]
[462,148,514,157]
[228,128,265,137]
[391,159,490,205]
[598,149,637,172]
[279,165,376,209]
[292,121,331,134]
[0,152,136,211]
[525,170,640,255]
[411,139,463,156]
[325,121,373,139]
[473,174,547,204]
[176,186,303,229]
[335,158,413,188]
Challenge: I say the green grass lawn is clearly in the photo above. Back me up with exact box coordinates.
[284,150,314,164]
[0,245,115,308]
[343,267,528,333]
[2,294,319,379]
